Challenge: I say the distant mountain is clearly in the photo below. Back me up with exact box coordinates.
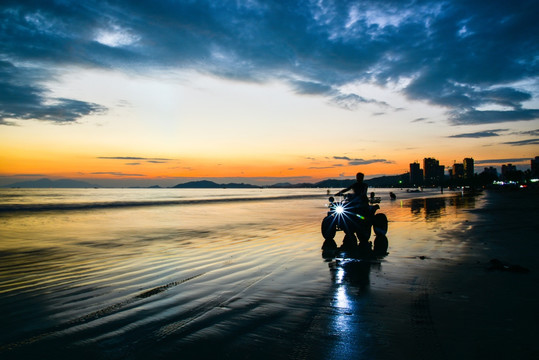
[172,180,261,188]
[268,175,409,189]
[172,180,220,188]
[172,175,410,189]
[313,179,355,188]
[2,174,411,189]
[365,174,410,188]
[267,182,294,188]
[3,178,99,188]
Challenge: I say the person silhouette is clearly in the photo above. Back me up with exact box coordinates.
[335,172,369,207]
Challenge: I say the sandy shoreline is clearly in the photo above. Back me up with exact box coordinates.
[1,188,537,359]
[355,189,539,360]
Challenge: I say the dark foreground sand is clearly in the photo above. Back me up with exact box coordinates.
[319,189,539,360]
[1,188,537,360]
[422,189,539,360]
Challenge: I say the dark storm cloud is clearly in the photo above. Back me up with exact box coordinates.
[449,109,539,125]
[0,60,106,124]
[448,129,508,138]
[1,0,537,124]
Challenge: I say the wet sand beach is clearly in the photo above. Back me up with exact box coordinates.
[344,189,539,360]
[0,188,537,359]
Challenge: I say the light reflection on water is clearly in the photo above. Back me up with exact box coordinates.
[0,188,483,359]
[322,191,483,359]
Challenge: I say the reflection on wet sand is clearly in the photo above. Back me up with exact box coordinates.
[0,189,487,359]
[323,256,377,359]
[321,193,481,359]
[409,195,477,220]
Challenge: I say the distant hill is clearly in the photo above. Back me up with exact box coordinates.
[3,178,99,188]
[313,179,355,188]
[268,174,409,189]
[365,174,410,188]
[2,174,411,189]
[172,180,261,189]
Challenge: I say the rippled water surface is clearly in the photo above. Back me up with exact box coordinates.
[0,188,483,359]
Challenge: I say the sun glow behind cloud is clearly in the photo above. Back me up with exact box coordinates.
[95,25,140,47]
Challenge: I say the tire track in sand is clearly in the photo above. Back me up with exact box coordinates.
[151,257,299,341]
[409,276,447,360]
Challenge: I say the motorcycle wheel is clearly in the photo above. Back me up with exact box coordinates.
[373,213,388,236]
[321,215,337,241]
[373,234,388,255]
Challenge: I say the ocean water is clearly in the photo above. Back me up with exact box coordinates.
[0,188,482,359]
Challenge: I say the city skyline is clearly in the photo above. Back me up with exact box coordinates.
[1,1,538,187]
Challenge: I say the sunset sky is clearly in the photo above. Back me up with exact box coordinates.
[1,0,538,186]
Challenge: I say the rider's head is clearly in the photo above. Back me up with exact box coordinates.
[356,172,364,182]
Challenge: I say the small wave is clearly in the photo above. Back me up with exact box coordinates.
[0,272,206,353]
[0,194,324,213]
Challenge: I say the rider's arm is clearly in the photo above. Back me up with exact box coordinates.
[335,184,352,196]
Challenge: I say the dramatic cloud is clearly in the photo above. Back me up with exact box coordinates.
[349,159,393,166]
[0,0,537,124]
[333,156,392,165]
[330,94,390,111]
[512,129,539,136]
[449,109,539,125]
[501,139,539,146]
[0,60,106,124]
[448,129,508,138]
[475,158,532,165]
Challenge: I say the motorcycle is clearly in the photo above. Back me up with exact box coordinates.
[321,194,388,256]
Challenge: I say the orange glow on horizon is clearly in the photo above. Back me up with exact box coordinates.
[2,132,533,185]
[1,149,410,183]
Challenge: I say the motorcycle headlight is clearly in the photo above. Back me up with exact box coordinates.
[334,204,345,214]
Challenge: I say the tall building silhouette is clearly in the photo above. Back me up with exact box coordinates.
[452,162,464,181]
[463,158,474,179]
[423,158,441,186]
[532,156,539,177]
[409,161,422,186]
[501,164,517,179]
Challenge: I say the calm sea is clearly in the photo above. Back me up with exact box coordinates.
[0,187,482,359]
